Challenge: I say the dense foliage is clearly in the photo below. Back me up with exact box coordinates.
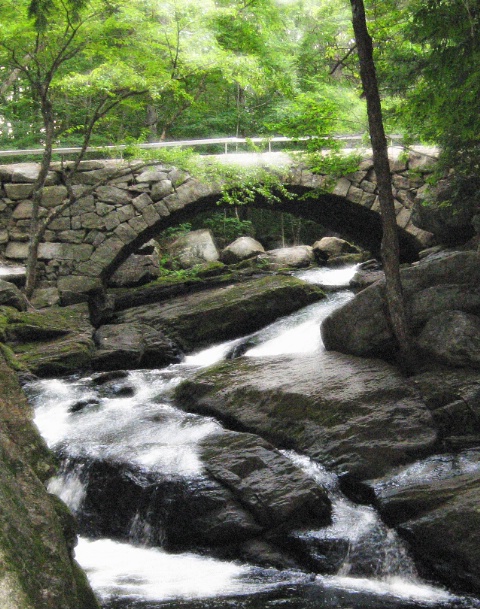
[0,0,367,150]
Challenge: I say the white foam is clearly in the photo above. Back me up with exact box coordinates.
[75,537,251,601]
[317,574,454,605]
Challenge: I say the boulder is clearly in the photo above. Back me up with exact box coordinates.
[220,236,265,265]
[412,178,479,245]
[0,278,27,311]
[169,228,219,269]
[1,303,96,376]
[108,251,160,288]
[321,251,480,359]
[349,259,384,289]
[92,322,182,370]
[112,275,325,352]
[313,237,359,262]
[369,451,480,593]
[258,246,315,269]
[417,311,480,369]
[411,368,480,447]
[174,352,437,481]
[0,354,99,609]
[76,458,262,552]
[201,431,330,529]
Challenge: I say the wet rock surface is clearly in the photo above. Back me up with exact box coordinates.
[111,275,325,352]
[0,355,98,609]
[368,450,480,593]
[174,352,437,480]
[321,251,480,361]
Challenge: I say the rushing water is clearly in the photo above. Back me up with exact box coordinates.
[27,266,480,609]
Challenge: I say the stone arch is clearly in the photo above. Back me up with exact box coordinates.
[0,149,437,302]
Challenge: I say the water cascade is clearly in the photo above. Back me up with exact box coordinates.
[26,266,480,609]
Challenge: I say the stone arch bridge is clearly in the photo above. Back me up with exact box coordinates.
[0,148,436,304]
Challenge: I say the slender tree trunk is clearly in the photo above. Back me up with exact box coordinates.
[25,94,55,298]
[349,0,414,370]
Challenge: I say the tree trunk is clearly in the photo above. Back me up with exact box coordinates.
[25,93,55,299]
[349,0,414,370]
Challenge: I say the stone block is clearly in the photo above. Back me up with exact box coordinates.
[12,201,34,219]
[132,193,153,211]
[95,185,131,205]
[142,205,161,227]
[169,168,189,187]
[135,169,168,183]
[81,212,106,230]
[392,175,410,190]
[345,170,367,185]
[48,217,71,231]
[5,183,34,200]
[57,275,102,304]
[0,165,14,180]
[396,206,412,229]
[0,229,8,244]
[116,205,135,223]
[346,186,364,204]
[151,179,173,201]
[114,223,138,244]
[361,180,376,194]
[67,244,94,261]
[57,230,86,244]
[11,163,41,183]
[38,242,65,260]
[104,211,121,231]
[128,215,148,233]
[332,177,351,198]
[9,229,30,242]
[95,202,115,216]
[70,194,95,215]
[5,242,29,259]
[41,185,68,208]
[153,201,170,217]
[360,192,376,208]
[371,196,380,212]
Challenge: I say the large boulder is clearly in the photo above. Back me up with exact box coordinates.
[92,322,182,370]
[258,246,315,269]
[0,354,98,609]
[0,278,27,311]
[0,304,95,376]
[169,228,219,269]
[417,310,480,369]
[412,178,479,245]
[201,431,330,529]
[369,451,480,593]
[111,275,325,352]
[321,251,480,359]
[108,241,160,287]
[312,237,359,263]
[220,236,264,265]
[174,352,437,481]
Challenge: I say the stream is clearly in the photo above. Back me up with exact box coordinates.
[26,266,480,609]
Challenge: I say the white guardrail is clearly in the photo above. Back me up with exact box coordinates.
[0,134,404,158]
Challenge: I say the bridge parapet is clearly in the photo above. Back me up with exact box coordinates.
[0,147,437,304]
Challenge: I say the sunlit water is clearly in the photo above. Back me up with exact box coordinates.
[28,266,480,608]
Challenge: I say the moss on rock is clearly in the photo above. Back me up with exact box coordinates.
[0,304,95,376]
[0,353,99,608]
[113,275,325,352]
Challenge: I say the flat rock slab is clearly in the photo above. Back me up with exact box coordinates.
[112,275,325,352]
[175,352,437,480]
